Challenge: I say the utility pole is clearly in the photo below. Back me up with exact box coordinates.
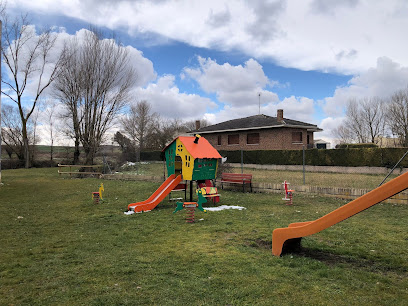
[258,93,261,115]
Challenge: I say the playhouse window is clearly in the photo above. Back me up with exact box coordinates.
[247,133,260,145]
[228,134,239,145]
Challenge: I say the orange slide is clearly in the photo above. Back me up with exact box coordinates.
[272,171,408,256]
[127,174,182,213]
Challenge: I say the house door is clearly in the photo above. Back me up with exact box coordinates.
[175,156,182,176]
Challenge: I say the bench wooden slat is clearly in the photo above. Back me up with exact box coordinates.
[220,173,253,192]
[58,171,102,175]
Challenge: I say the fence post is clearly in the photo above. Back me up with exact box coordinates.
[303,145,306,185]
[241,150,244,174]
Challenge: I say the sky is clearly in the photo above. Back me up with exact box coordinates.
[4,0,408,146]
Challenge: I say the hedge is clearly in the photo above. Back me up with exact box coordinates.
[140,151,164,161]
[335,143,378,149]
[138,148,408,168]
[218,148,408,168]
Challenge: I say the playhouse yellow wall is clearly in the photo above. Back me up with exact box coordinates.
[175,138,194,180]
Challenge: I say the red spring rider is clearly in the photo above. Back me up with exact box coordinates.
[282,180,294,205]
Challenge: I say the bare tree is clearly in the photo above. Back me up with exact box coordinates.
[1,13,66,167]
[335,97,386,144]
[344,98,368,143]
[120,100,158,160]
[360,97,386,144]
[184,118,210,131]
[146,118,186,150]
[54,29,136,165]
[387,89,408,146]
[332,124,354,144]
[44,99,58,161]
[1,104,34,160]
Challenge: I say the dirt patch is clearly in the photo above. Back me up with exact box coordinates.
[246,238,272,249]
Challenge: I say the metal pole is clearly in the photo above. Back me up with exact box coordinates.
[378,149,408,187]
[241,149,244,174]
[190,180,193,202]
[258,93,261,115]
[303,145,305,185]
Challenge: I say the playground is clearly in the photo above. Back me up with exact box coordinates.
[1,167,408,304]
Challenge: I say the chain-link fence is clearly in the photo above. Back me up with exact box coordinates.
[223,148,408,204]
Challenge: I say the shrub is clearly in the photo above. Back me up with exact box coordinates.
[1,159,25,169]
[335,143,378,149]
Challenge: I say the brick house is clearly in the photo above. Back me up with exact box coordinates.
[189,109,322,151]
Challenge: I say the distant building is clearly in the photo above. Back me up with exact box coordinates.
[375,136,402,148]
[314,139,330,149]
[189,109,322,151]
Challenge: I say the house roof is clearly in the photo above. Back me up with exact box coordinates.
[163,136,222,159]
[190,114,322,134]
[314,139,330,144]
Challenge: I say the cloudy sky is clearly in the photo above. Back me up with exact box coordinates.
[5,0,408,145]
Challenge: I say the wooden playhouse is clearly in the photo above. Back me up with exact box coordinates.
[163,135,222,181]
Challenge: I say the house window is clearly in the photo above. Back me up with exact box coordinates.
[228,134,239,145]
[292,132,303,143]
[247,133,260,145]
[217,135,222,146]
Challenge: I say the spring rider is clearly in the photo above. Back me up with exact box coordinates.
[173,189,207,223]
[282,180,294,205]
[92,183,104,204]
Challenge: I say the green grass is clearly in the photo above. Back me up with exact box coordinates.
[232,167,400,189]
[119,162,398,190]
[1,168,408,305]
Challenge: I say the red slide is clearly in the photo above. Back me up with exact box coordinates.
[127,174,182,213]
[272,171,408,256]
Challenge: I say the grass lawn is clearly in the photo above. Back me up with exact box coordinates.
[1,168,408,305]
[119,161,399,190]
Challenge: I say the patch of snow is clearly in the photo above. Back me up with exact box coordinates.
[204,205,246,211]
[122,161,136,167]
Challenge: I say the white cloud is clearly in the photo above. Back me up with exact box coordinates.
[323,57,408,117]
[2,26,156,106]
[181,56,318,125]
[199,95,316,127]
[9,0,408,74]
[184,57,279,106]
[317,116,345,146]
[131,74,217,121]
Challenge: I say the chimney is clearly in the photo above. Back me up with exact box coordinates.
[194,134,201,144]
[277,109,284,123]
[195,120,200,130]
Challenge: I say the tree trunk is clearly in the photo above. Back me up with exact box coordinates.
[21,121,31,168]
[85,150,94,165]
[83,144,95,165]
[73,138,80,164]
[50,139,54,161]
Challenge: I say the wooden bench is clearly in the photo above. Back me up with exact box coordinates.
[220,173,253,192]
[58,164,103,177]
